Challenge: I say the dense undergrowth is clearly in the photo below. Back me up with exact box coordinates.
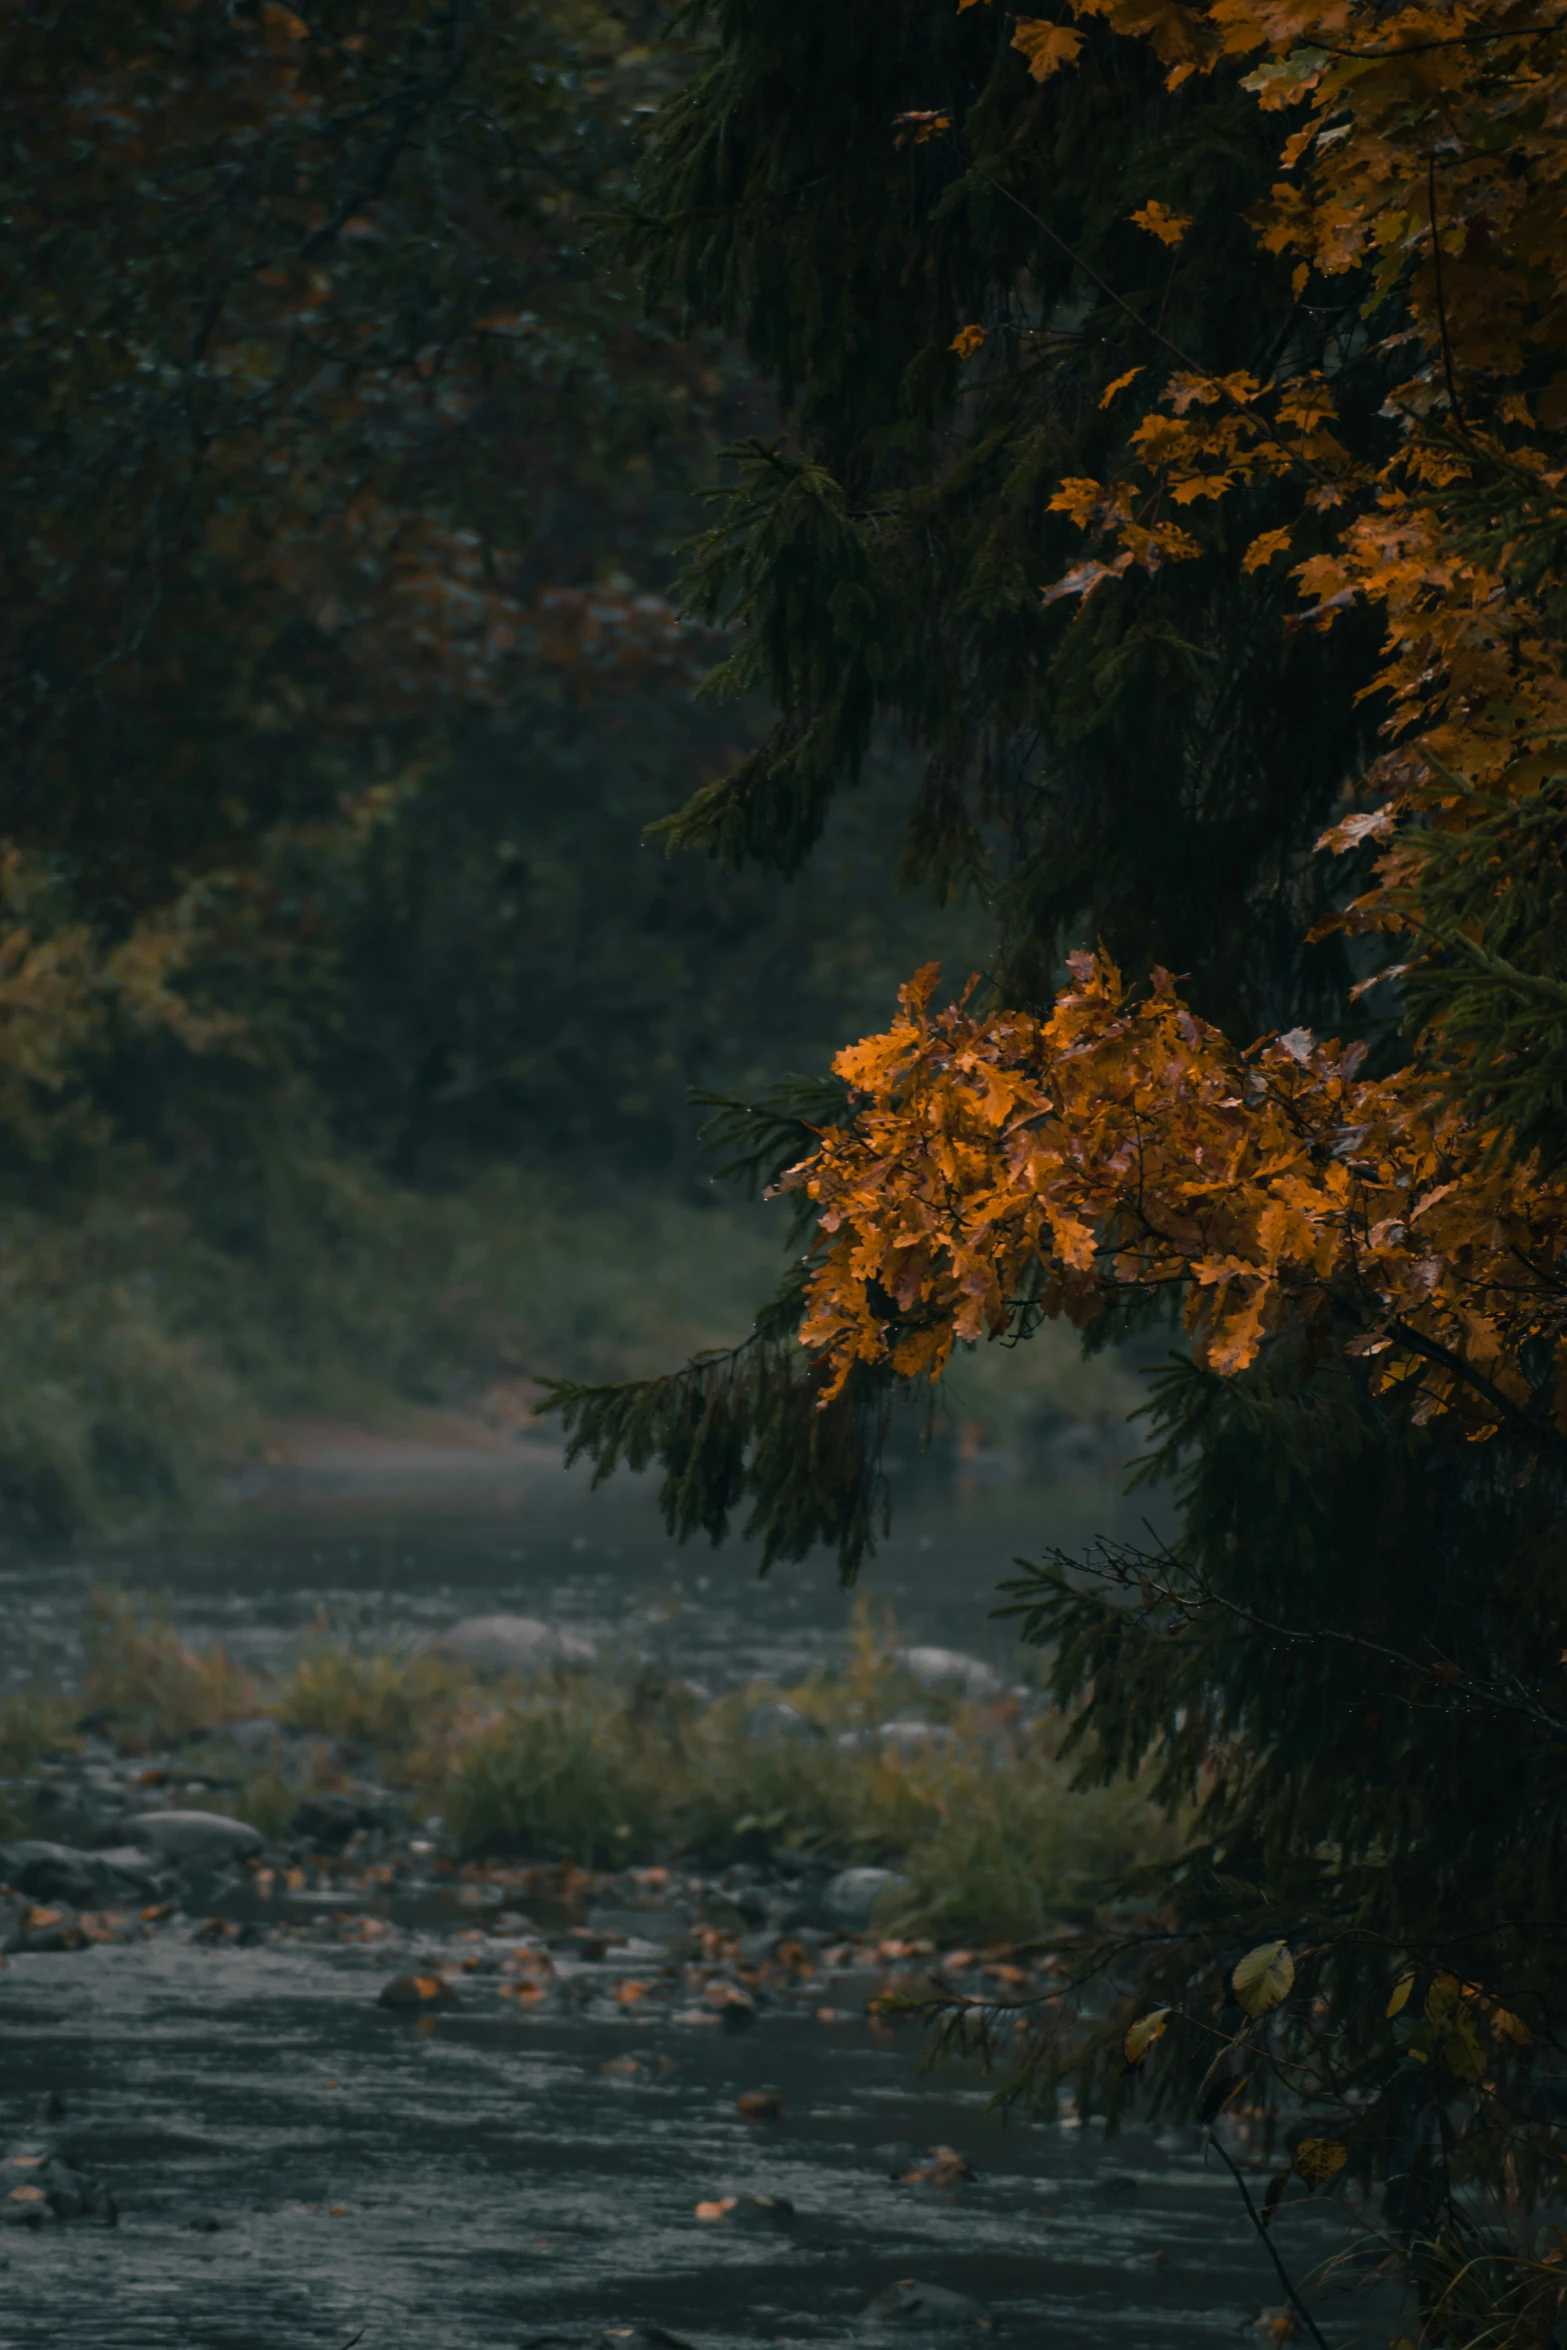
[0,1155,1137,1547]
[0,1166,782,1540]
[0,1592,1175,1946]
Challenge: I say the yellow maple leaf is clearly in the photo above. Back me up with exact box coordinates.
[1011,19,1085,79]
[1130,199,1193,246]
[950,324,988,359]
[1242,526,1293,572]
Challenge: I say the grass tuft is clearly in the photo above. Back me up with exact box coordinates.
[39,1588,1180,1943]
[83,1585,260,1750]
[275,1629,471,1755]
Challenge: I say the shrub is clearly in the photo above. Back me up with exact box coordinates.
[82,1586,259,1750]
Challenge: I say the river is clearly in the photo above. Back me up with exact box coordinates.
[0,1430,1380,2349]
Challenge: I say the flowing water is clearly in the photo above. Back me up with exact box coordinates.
[0,1436,1385,2350]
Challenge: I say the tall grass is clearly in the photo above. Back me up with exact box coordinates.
[0,1115,1146,1543]
[36,1588,1179,1942]
[0,1158,792,1537]
[82,1586,261,1748]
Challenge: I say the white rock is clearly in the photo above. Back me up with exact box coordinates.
[824,1865,906,1929]
[427,1614,596,1672]
[895,1647,1002,1701]
[132,1811,265,1865]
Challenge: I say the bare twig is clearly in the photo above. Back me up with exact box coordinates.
[1206,2129,1332,2350]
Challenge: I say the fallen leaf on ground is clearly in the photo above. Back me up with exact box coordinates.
[901,2146,975,2188]
[377,1971,455,2010]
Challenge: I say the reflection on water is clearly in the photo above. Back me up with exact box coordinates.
[0,1446,1382,2350]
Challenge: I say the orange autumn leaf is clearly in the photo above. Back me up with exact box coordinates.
[786,952,1567,1441]
[1025,0,1567,962]
[1011,19,1085,78]
[1130,199,1192,245]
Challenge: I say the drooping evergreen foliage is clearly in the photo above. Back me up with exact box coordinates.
[550,2,1567,2336]
[628,0,1387,1028]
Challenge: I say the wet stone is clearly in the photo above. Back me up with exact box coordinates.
[290,1790,402,1849]
[0,1842,146,1909]
[377,1970,456,2010]
[824,1866,906,1930]
[2,2143,116,2228]
[128,1812,265,1867]
[861,2281,994,2332]
[587,1904,691,1945]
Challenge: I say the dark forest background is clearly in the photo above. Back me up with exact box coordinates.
[0,0,1029,1536]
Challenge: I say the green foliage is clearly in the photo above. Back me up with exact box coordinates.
[0,1206,255,1541]
[275,1636,472,1758]
[38,1591,1171,1944]
[546,1325,901,1575]
[1397,776,1567,1167]
[979,1342,1567,2266]
[888,1754,1174,1948]
[308,729,987,1185]
[0,1160,817,1536]
[441,1686,674,1868]
[436,1632,1170,1941]
[630,0,1384,1032]
[0,1689,78,1833]
[83,1587,261,1750]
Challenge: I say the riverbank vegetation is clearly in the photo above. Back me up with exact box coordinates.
[0,1593,1174,1947]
